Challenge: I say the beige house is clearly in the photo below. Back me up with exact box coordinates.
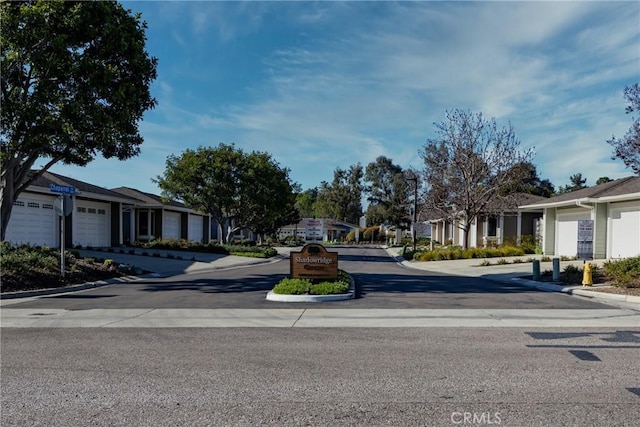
[428,193,546,247]
[519,176,640,259]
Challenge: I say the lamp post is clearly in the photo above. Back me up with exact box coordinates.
[406,173,418,252]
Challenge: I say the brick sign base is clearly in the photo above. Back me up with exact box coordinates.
[290,243,338,280]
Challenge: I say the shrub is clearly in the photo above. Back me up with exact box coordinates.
[225,245,277,258]
[310,282,349,295]
[563,265,583,284]
[0,243,124,293]
[603,257,640,288]
[496,258,509,265]
[414,245,525,262]
[362,226,382,242]
[479,260,492,266]
[273,278,312,295]
[272,269,351,295]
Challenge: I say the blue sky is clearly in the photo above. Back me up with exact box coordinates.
[50,1,640,196]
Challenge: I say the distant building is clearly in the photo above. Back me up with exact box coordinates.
[278,218,359,243]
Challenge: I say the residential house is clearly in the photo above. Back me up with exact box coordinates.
[278,218,359,243]
[110,187,211,245]
[519,176,640,259]
[4,172,211,248]
[428,193,546,247]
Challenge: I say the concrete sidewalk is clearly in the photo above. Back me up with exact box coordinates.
[75,246,297,277]
[384,246,640,306]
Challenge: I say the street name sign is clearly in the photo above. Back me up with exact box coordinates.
[49,184,76,195]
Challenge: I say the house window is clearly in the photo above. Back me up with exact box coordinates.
[138,211,155,237]
[14,201,24,207]
[27,202,40,208]
[487,217,497,237]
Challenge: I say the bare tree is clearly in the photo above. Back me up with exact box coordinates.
[420,109,535,248]
[607,83,640,174]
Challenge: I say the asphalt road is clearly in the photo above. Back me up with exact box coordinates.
[3,246,637,426]
[2,328,639,426]
[6,246,611,310]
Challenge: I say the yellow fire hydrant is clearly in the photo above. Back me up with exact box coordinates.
[582,262,593,286]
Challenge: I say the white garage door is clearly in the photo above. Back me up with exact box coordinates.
[609,207,640,258]
[556,212,590,257]
[188,214,203,243]
[75,201,110,247]
[5,194,58,247]
[163,211,181,240]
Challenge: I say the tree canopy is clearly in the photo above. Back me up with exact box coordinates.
[499,162,554,198]
[154,144,298,243]
[607,83,640,175]
[420,109,535,248]
[315,164,363,224]
[364,156,411,228]
[557,173,588,194]
[0,0,157,240]
[295,188,319,219]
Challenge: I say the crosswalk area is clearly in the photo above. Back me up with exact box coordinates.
[2,308,639,328]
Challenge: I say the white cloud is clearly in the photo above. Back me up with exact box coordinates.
[87,0,638,195]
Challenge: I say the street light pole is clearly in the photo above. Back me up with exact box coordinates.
[406,173,418,252]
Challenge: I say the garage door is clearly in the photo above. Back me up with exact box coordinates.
[609,207,640,258]
[5,194,58,247]
[75,201,110,247]
[556,212,590,257]
[163,211,181,240]
[188,214,203,243]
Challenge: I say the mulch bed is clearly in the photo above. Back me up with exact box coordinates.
[1,260,125,293]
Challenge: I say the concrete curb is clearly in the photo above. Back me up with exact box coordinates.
[511,277,640,304]
[265,275,355,302]
[391,252,640,307]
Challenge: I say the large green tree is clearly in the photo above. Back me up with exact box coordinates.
[315,164,363,224]
[155,144,298,243]
[557,173,588,194]
[499,162,554,198]
[1,0,157,240]
[295,188,319,219]
[607,83,640,174]
[420,109,535,249]
[364,156,411,228]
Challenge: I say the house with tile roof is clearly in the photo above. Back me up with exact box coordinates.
[519,176,640,259]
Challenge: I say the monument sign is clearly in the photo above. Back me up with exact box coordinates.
[290,243,338,280]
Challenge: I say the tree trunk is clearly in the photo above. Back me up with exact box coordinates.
[0,165,17,242]
[463,223,472,250]
[226,225,240,244]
